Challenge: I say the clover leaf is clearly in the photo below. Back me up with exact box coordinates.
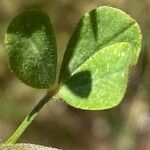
[58,6,142,110]
[5,10,57,88]
[5,6,142,110]
[4,5,142,147]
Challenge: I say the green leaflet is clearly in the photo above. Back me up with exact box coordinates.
[58,6,142,110]
[5,10,57,88]
[0,144,60,150]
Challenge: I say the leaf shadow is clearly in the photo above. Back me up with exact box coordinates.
[60,14,95,98]
[59,17,84,82]
[90,9,98,40]
[59,18,92,98]
[66,71,92,98]
[7,10,51,38]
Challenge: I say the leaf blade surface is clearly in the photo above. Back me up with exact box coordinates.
[5,10,57,88]
[59,6,142,110]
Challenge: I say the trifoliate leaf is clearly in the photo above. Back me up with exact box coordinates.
[5,10,57,88]
[58,6,142,110]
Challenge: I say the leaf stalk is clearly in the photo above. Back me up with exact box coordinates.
[6,91,54,144]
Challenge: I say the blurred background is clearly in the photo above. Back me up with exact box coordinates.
[0,0,150,150]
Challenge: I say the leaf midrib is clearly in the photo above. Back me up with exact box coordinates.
[71,21,135,75]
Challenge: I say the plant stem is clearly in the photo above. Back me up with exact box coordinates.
[6,91,53,144]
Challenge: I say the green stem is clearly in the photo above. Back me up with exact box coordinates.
[6,91,53,144]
